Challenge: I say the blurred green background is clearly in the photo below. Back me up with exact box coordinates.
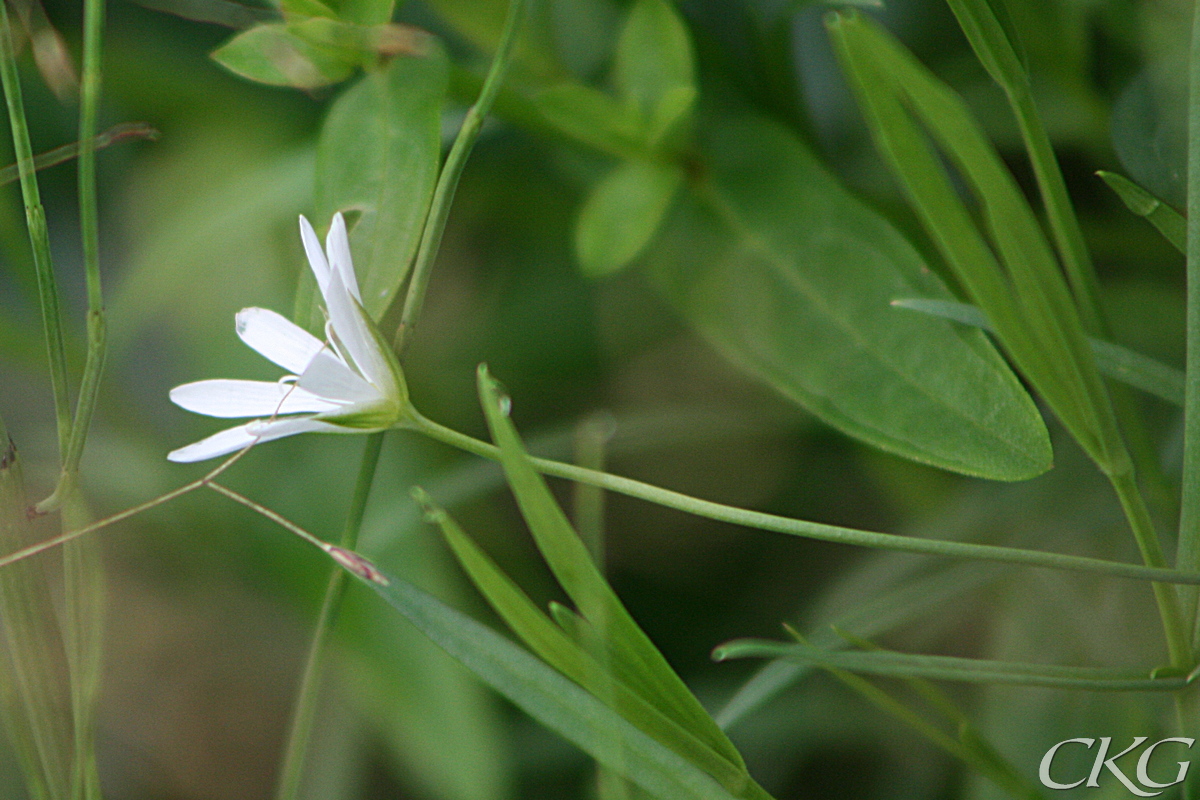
[0,0,1194,797]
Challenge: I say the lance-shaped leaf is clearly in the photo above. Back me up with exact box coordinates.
[647,114,1052,481]
[827,11,1129,477]
[893,298,1186,407]
[345,561,751,800]
[476,365,749,771]
[315,45,448,319]
[1098,170,1186,254]
[713,639,1186,691]
[415,493,767,798]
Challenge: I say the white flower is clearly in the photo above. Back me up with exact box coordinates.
[167,212,407,463]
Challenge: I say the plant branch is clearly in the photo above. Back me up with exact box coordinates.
[407,412,1200,587]
[393,0,529,354]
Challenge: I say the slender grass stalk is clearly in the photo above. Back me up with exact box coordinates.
[0,0,70,459]
[1110,471,1189,668]
[407,412,1200,587]
[393,0,530,353]
[63,0,107,480]
[1181,0,1200,652]
[57,1,109,794]
[573,413,614,564]
[275,4,529,794]
[272,430,382,800]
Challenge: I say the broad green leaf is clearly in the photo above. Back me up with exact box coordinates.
[346,563,752,800]
[0,439,73,800]
[476,366,750,770]
[647,114,1052,481]
[415,494,765,798]
[894,298,1185,407]
[614,0,695,119]
[576,159,683,278]
[713,639,1182,691]
[828,11,1128,477]
[210,23,356,89]
[1098,170,1186,254]
[534,84,649,159]
[315,46,448,319]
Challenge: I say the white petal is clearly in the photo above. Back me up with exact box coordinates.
[245,416,346,440]
[168,423,259,462]
[299,215,330,289]
[325,212,362,303]
[236,307,324,373]
[297,349,381,404]
[166,416,346,462]
[320,272,391,390]
[170,379,344,418]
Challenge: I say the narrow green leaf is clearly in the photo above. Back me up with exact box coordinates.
[827,11,1128,477]
[415,493,762,798]
[945,0,1101,334]
[893,298,1186,406]
[533,84,649,159]
[648,114,1052,481]
[1098,170,1186,254]
[347,563,755,800]
[576,159,683,278]
[0,438,73,799]
[315,46,449,319]
[476,365,749,770]
[210,23,356,89]
[714,639,1185,691]
[614,0,695,119]
[717,557,1002,729]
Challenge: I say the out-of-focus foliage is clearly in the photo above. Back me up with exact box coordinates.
[0,0,1195,797]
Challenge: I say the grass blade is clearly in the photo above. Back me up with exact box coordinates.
[475,364,748,770]
[414,492,765,798]
[893,298,1185,406]
[713,639,1187,691]
[349,562,758,800]
[1098,170,1186,254]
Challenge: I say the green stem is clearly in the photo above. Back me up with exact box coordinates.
[1109,471,1190,668]
[0,0,70,459]
[273,431,383,800]
[572,413,613,565]
[406,412,1200,587]
[65,0,107,477]
[1181,0,1200,652]
[393,0,529,354]
[60,0,108,793]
